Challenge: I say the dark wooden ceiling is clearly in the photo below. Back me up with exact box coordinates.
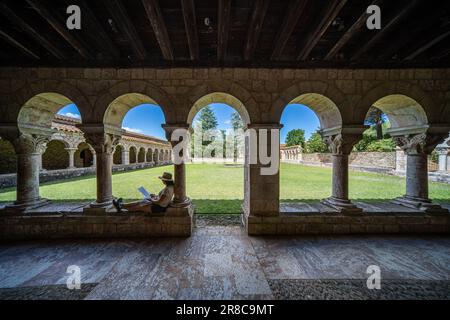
[1,0,449,68]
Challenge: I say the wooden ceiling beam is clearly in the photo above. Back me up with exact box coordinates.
[105,0,147,60]
[351,0,422,61]
[181,0,199,60]
[78,0,120,60]
[26,0,93,59]
[142,0,173,60]
[271,0,309,61]
[218,0,232,61]
[0,3,66,60]
[297,0,348,61]
[0,29,40,60]
[405,29,450,60]
[243,0,270,61]
[325,0,383,61]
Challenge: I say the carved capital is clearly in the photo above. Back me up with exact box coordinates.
[84,132,121,154]
[12,133,50,155]
[323,134,360,155]
[393,133,447,155]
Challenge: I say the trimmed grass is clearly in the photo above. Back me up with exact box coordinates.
[0,163,449,214]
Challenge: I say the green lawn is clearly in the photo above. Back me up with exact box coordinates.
[1,163,449,214]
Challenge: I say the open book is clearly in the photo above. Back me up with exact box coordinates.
[138,186,151,199]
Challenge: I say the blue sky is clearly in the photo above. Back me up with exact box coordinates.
[58,103,321,143]
[280,104,320,142]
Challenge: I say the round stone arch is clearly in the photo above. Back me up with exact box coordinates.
[185,80,257,124]
[186,92,251,127]
[98,80,175,126]
[356,81,435,128]
[271,81,345,130]
[12,79,90,126]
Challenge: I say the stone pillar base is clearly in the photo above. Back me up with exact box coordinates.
[392,196,449,213]
[3,198,50,213]
[166,199,194,217]
[321,197,363,215]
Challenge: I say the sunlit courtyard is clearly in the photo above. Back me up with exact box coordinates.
[1,163,449,214]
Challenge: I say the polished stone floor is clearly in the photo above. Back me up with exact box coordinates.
[0,216,449,300]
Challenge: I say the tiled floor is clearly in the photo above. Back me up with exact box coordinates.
[0,218,449,300]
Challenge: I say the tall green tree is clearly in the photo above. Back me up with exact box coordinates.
[230,111,244,162]
[198,105,218,131]
[285,129,305,148]
[306,132,328,153]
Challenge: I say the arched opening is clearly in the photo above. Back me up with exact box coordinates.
[75,143,94,168]
[280,101,331,206]
[0,138,17,174]
[187,93,249,214]
[113,145,123,165]
[7,94,86,208]
[358,95,436,205]
[42,140,69,170]
[129,146,137,164]
[138,147,146,163]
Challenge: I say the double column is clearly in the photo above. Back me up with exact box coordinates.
[163,124,192,211]
[321,129,363,214]
[392,131,449,213]
[79,124,122,211]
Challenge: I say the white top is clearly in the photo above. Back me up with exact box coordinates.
[153,185,174,208]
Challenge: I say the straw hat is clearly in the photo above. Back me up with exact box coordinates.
[158,172,173,182]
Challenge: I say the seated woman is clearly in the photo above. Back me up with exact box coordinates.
[112,172,174,214]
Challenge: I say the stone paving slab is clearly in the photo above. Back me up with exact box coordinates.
[0,220,449,300]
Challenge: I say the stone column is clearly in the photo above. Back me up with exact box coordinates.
[321,133,363,214]
[121,149,130,165]
[162,124,193,215]
[79,125,122,212]
[437,148,448,172]
[65,148,77,169]
[7,133,51,211]
[91,151,97,168]
[392,132,449,213]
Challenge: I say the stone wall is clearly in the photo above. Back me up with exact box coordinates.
[300,151,396,173]
[1,67,449,126]
[245,213,450,235]
[0,213,193,240]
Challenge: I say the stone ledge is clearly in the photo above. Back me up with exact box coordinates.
[244,213,450,236]
[0,212,194,240]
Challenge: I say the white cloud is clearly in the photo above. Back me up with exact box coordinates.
[224,120,232,125]
[62,112,81,119]
[123,127,144,134]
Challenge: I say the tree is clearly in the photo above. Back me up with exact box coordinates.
[230,111,243,131]
[198,105,218,131]
[365,107,385,140]
[230,111,244,162]
[306,132,328,153]
[285,129,305,148]
[353,121,395,152]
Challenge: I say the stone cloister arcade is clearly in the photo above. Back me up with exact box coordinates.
[0,67,449,238]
